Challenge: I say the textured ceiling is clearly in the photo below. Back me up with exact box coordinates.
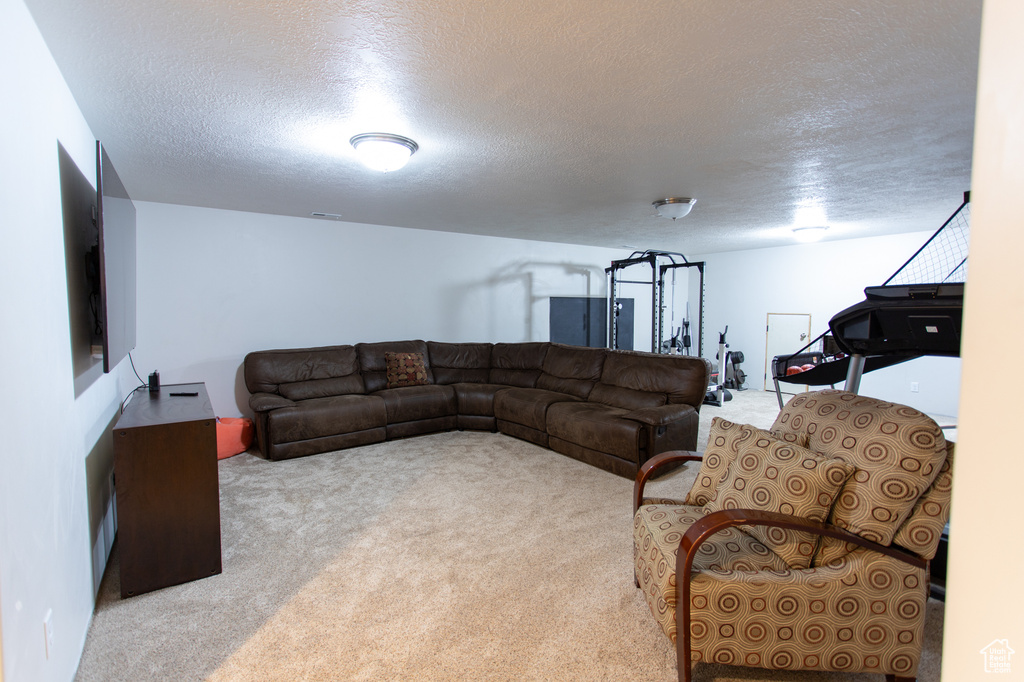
[25,0,981,254]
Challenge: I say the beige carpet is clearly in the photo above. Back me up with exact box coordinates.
[75,390,944,681]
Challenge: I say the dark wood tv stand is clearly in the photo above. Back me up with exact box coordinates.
[113,382,222,597]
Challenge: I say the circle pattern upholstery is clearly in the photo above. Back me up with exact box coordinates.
[702,432,855,569]
[633,390,953,679]
[770,390,946,565]
[633,504,929,677]
[685,418,808,508]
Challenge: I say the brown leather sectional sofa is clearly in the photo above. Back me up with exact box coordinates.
[243,340,711,478]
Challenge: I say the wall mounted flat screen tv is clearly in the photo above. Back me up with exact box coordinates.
[96,141,137,373]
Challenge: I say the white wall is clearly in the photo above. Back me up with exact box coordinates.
[693,232,962,417]
[132,201,626,418]
[0,2,135,680]
[943,0,1024,678]
[135,207,964,420]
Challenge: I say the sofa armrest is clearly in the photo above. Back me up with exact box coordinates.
[249,392,295,412]
[624,403,696,426]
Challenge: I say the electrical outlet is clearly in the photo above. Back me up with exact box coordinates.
[43,609,54,659]
[910,381,920,393]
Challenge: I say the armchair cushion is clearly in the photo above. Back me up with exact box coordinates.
[703,433,856,568]
[893,441,955,559]
[634,503,791,647]
[681,549,928,676]
[685,418,809,507]
[770,390,947,564]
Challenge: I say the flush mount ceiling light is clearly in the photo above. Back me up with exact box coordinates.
[653,197,697,220]
[792,225,830,242]
[349,132,419,172]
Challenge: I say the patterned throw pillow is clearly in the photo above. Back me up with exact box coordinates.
[385,352,428,388]
[702,430,856,569]
[685,418,810,507]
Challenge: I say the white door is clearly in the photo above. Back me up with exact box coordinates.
[764,313,812,392]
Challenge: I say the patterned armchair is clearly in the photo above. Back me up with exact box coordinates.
[633,390,953,682]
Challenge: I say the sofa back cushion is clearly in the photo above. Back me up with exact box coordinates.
[536,344,606,399]
[588,383,666,410]
[243,345,365,398]
[599,351,710,407]
[489,342,550,387]
[356,340,433,393]
[427,342,492,384]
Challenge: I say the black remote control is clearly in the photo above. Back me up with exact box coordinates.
[168,392,198,396]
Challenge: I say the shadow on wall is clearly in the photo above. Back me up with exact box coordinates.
[438,261,606,342]
[158,356,250,417]
[84,409,119,596]
[226,260,607,415]
[234,362,250,418]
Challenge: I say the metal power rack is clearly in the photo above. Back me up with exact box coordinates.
[606,250,706,355]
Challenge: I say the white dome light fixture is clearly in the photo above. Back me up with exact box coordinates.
[653,197,697,220]
[349,132,419,172]
[792,225,830,242]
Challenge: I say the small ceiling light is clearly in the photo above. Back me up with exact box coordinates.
[792,225,830,242]
[653,197,697,220]
[349,132,419,172]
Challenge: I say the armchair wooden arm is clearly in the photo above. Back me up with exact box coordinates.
[633,450,704,514]
[673,508,927,682]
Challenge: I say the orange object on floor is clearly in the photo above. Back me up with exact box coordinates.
[216,417,253,459]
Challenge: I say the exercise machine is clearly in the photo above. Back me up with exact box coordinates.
[703,326,734,407]
[724,350,747,390]
[606,250,706,355]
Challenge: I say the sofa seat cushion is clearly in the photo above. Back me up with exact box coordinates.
[267,394,386,444]
[373,384,457,424]
[493,387,580,431]
[451,383,510,417]
[546,401,644,461]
